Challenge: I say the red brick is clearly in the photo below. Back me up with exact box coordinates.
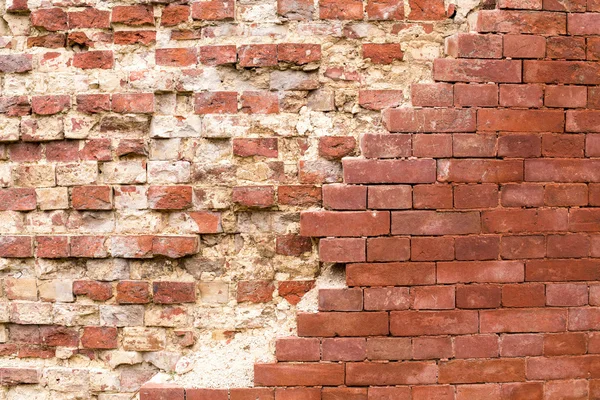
[322,184,365,210]
[503,34,546,58]
[346,361,437,386]
[238,44,277,67]
[545,184,588,207]
[187,389,229,400]
[527,259,600,282]
[543,0,585,10]
[318,288,363,311]
[148,186,192,210]
[276,235,312,256]
[297,312,388,337]
[233,186,275,208]
[153,281,196,304]
[367,237,410,262]
[230,389,274,400]
[411,83,453,107]
[368,185,411,209]
[191,0,234,20]
[76,94,110,114]
[274,388,320,400]
[161,5,190,26]
[391,310,478,336]
[31,95,70,115]
[71,186,112,210]
[452,133,497,158]
[542,134,585,158]
[360,134,410,159]
[241,92,279,114]
[412,336,453,360]
[411,386,454,400]
[364,287,409,310]
[455,236,499,261]
[112,93,154,113]
[254,363,345,386]
[383,108,476,132]
[73,51,114,69]
[117,281,151,304]
[478,109,564,132]
[188,211,222,234]
[543,332,587,356]
[194,92,237,114]
[70,236,107,258]
[482,208,568,233]
[278,281,314,305]
[237,280,274,303]
[68,8,110,28]
[274,187,319,208]
[546,283,588,307]
[140,385,185,400]
[454,84,497,107]
[527,159,600,182]
[319,237,365,263]
[319,0,363,19]
[413,134,453,158]
[476,9,566,34]
[481,309,567,333]
[322,338,366,361]
[39,326,78,347]
[524,60,600,84]
[500,235,545,259]
[0,54,32,73]
[440,359,526,384]
[456,285,501,309]
[501,183,544,207]
[300,210,389,237]
[344,159,435,184]
[112,5,154,25]
[411,286,455,309]
[358,90,402,110]
[499,84,544,107]
[81,327,118,349]
[362,43,403,64]
[73,280,112,301]
[366,337,411,361]
[392,211,480,235]
[589,38,600,61]
[199,45,237,65]
[445,33,503,59]
[0,188,36,211]
[408,0,446,20]
[318,136,356,160]
[526,356,594,380]
[454,184,498,209]
[346,262,436,287]
[114,31,156,45]
[547,234,589,258]
[413,184,452,209]
[547,36,586,60]
[500,334,543,357]
[277,43,321,64]
[438,261,523,283]
[36,236,69,258]
[156,48,197,67]
[233,138,278,158]
[0,236,33,258]
[31,8,67,31]
[498,133,541,158]
[433,59,521,83]
[275,338,320,362]
[502,283,546,307]
[455,335,498,358]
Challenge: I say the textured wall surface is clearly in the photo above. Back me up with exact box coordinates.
[4,0,599,398]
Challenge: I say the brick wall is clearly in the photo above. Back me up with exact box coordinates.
[2,0,599,398]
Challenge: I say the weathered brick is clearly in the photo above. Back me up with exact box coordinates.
[383,108,476,132]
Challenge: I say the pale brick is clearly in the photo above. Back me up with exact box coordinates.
[36,187,69,210]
